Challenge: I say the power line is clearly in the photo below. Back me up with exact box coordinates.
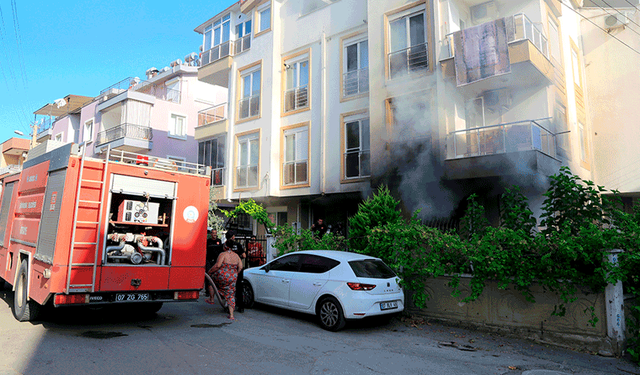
[10,0,27,87]
[623,0,640,12]
[561,1,640,55]
[0,5,17,88]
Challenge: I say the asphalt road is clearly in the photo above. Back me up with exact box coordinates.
[0,282,637,375]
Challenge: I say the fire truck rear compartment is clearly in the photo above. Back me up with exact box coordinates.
[106,192,173,266]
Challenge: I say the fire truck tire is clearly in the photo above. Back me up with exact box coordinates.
[12,260,41,322]
[132,302,164,315]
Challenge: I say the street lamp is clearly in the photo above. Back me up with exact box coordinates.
[14,130,24,136]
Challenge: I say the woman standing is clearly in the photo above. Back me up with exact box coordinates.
[206,239,243,320]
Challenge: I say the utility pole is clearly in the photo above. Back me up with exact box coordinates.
[30,121,38,149]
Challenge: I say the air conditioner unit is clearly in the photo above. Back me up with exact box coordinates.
[604,13,629,29]
[470,1,498,24]
[170,59,183,68]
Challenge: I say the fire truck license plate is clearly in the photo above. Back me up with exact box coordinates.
[115,293,150,302]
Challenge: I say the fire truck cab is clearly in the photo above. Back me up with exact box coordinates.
[0,143,210,321]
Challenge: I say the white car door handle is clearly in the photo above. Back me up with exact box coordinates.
[282,279,289,283]
[313,282,322,286]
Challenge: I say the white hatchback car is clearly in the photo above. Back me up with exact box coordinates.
[242,250,404,331]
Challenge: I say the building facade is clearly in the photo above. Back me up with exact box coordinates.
[194,0,599,233]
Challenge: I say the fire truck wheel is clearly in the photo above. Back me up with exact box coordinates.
[132,302,164,315]
[12,259,41,322]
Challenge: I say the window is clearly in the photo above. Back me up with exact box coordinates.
[343,38,369,97]
[269,254,301,272]
[202,14,231,64]
[388,10,428,79]
[554,103,570,159]
[198,136,226,186]
[465,97,485,129]
[571,48,581,87]
[548,18,561,64]
[55,133,63,142]
[83,119,93,143]
[299,255,340,274]
[578,121,586,161]
[235,19,252,54]
[169,114,186,138]
[344,115,370,179]
[236,132,260,188]
[165,79,180,103]
[239,66,261,120]
[284,56,309,113]
[283,125,309,186]
[349,259,396,279]
[257,4,271,33]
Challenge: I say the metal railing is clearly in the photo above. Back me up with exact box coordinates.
[96,124,153,146]
[343,67,369,97]
[106,149,209,176]
[284,86,309,112]
[36,117,55,135]
[441,13,549,60]
[0,164,22,175]
[239,94,260,119]
[446,119,556,159]
[388,42,429,79]
[234,35,251,55]
[200,41,232,66]
[134,81,181,103]
[211,167,225,186]
[198,103,228,126]
[344,150,371,179]
[236,165,258,188]
[100,77,136,96]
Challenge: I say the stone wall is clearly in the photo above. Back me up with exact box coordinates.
[407,276,617,354]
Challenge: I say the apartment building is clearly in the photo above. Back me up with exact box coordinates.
[194,0,597,232]
[33,61,226,165]
[580,2,640,207]
[0,138,29,177]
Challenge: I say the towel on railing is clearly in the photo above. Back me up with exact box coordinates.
[453,18,511,87]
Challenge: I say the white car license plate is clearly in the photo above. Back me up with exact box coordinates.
[380,301,398,310]
[115,293,150,302]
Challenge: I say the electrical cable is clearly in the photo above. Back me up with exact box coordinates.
[599,0,640,32]
[560,1,640,55]
[623,0,640,12]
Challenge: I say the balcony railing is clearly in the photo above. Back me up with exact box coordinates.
[200,41,232,66]
[447,119,556,159]
[284,86,309,112]
[96,123,153,146]
[283,160,308,185]
[36,117,55,135]
[100,77,136,96]
[198,103,228,126]
[388,42,429,79]
[441,13,549,60]
[234,35,251,55]
[344,150,371,179]
[343,67,369,97]
[106,149,208,176]
[0,164,22,175]
[239,94,260,119]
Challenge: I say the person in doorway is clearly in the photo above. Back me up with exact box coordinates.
[246,235,265,268]
[225,230,246,313]
[206,240,242,320]
[206,228,223,273]
[311,218,328,238]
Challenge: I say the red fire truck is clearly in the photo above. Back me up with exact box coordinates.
[0,143,210,321]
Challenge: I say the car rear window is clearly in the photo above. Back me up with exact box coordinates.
[299,255,340,274]
[348,259,396,279]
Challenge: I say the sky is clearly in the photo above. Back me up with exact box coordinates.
[0,0,229,143]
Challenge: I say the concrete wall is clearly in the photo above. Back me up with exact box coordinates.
[409,276,617,353]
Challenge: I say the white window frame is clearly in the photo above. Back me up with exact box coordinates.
[387,7,428,79]
[283,125,309,186]
[204,13,231,51]
[235,18,252,54]
[284,55,310,113]
[164,78,181,103]
[83,118,94,143]
[548,18,561,64]
[571,48,581,87]
[239,66,261,120]
[169,113,187,139]
[236,133,260,188]
[257,3,271,34]
[343,36,369,97]
[344,114,370,180]
[55,133,63,142]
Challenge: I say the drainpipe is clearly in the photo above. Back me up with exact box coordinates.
[227,65,237,202]
[320,31,328,193]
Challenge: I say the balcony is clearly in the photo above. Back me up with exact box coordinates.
[0,164,22,176]
[100,77,181,103]
[95,124,153,153]
[444,119,561,180]
[440,14,553,94]
[195,103,228,140]
[35,117,55,142]
[198,37,250,87]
